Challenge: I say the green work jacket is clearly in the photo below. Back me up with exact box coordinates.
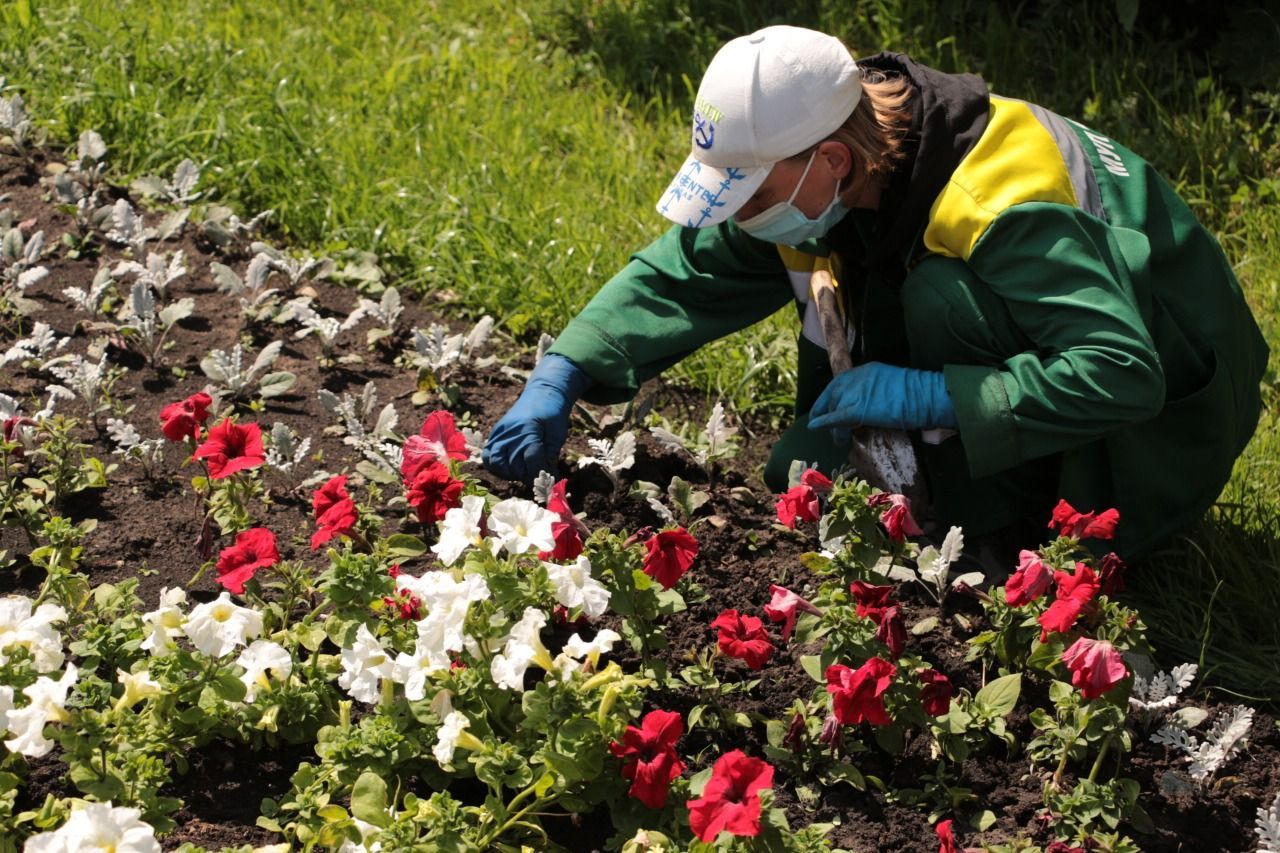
[549,53,1268,559]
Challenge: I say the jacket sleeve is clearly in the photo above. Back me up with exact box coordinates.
[548,221,792,404]
[931,203,1167,478]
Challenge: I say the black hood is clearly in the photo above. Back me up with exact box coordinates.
[838,53,990,281]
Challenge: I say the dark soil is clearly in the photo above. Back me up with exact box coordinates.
[2,151,1278,852]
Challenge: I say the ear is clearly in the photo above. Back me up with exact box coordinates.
[817,140,856,180]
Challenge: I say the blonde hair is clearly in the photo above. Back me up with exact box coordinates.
[788,67,915,188]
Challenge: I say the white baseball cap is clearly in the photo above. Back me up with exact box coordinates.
[655,26,862,229]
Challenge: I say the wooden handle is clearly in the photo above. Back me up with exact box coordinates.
[811,268,853,375]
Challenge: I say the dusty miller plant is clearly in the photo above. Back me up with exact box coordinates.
[275,295,366,364]
[131,157,202,204]
[353,286,403,346]
[890,525,982,605]
[210,253,282,323]
[0,322,66,369]
[317,384,401,482]
[1,226,48,314]
[112,250,187,301]
[1129,662,1197,729]
[106,417,165,479]
[1257,791,1280,853]
[250,242,332,288]
[104,198,153,256]
[0,89,39,159]
[408,315,495,406]
[199,205,272,250]
[576,430,636,492]
[43,351,122,427]
[117,279,194,366]
[629,475,710,525]
[263,421,314,484]
[649,401,740,481]
[62,266,116,317]
[200,340,296,403]
[1151,704,1254,785]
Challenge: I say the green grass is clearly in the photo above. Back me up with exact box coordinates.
[1,0,1278,697]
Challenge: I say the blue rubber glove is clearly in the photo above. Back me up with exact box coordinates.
[807,362,958,433]
[483,353,592,484]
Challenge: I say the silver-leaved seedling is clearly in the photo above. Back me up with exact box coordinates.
[106,417,165,479]
[0,321,66,369]
[1256,792,1280,853]
[199,204,272,249]
[318,384,401,482]
[576,431,636,492]
[104,198,152,255]
[210,252,283,323]
[263,421,313,481]
[250,242,332,288]
[649,401,740,480]
[43,351,122,426]
[200,340,296,402]
[1129,662,1198,727]
[409,315,496,406]
[117,279,195,366]
[353,286,403,346]
[0,91,36,157]
[276,295,366,364]
[112,250,188,301]
[62,266,116,317]
[1152,704,1254,784]
[1,226,49,314]
[131,157,202,205]
[894,525,982,605]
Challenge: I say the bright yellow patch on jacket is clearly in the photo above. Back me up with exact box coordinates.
[923,96,1079,262]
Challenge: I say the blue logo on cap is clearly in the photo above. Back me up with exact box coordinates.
[694,111,715,150]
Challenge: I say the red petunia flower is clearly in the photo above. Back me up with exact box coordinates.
[849,580,897,620]
[875,605,907,658]
[193,419,265,479]
[800,468,834,494]
[763,584,822,641]
[401,410,469,483]
[710,609,774,670]
[642,527,699,589]
[159,391,214,443]
[1096,551,1127,596]
[311,475,358,549]
[917,669,954,717]
[1005,549,1053,607]
[608,709,686,809]
[1038,562,1101,641]
[538,521,584,562]
[686,750,774,842]
[775,484,820,529]
[405,460,465,523]
[866,492,924,543]
[1061,637,1128,700]
[215,527,280,594]
[826,657,896,726]
[1048,499,1120,541]
[936,819,958,853]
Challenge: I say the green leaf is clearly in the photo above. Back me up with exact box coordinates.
[819,762,865,791]
[1115,0,1139,33]
[971,809,997,831]
[257,371,297,398]
[911,616,939,635]
[356,460,398,484]
[799,551,832,573]
[211,669,248,703]
[351,771,391,827]
[385,533,428,558]
[799,654,826,683]
[974,673,1021,717]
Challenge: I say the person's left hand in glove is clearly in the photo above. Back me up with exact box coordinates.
[807,362,959,432]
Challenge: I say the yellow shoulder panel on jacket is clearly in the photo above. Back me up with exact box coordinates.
[922,96,1079,262]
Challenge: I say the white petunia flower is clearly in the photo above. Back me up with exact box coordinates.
[139,587,187,657]
[115,668,163,711]
[184,592,263,658]
[544,556,611,618]
[489,608,554,692]
[395,571,489,663]
[339,624,394,704]
[236,640,293,702]
[433,710,483,766]
[391,631,450,703]
[5,664,78,758]
[22,801,160,853]
[335,816,384,853]
[0,596,67,672]
[487,498,557,556]
[431,495,489,566]
[0,685,12,732]
[554,628,623,678]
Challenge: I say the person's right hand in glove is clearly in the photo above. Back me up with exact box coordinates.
[482,353,593,485]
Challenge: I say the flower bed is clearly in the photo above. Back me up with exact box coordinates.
[1,128,1279,852]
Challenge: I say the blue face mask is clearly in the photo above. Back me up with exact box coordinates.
[736,150,848,244]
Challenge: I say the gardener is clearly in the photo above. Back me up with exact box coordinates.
[482,25,1268,561]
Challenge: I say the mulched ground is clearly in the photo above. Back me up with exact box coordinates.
[2,149,1278,851]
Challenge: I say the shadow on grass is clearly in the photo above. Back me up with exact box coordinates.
[1123,501,1280,707]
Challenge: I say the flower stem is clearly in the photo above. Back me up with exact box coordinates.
[1051,708,1093,789]
[1087,733,1112,783]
